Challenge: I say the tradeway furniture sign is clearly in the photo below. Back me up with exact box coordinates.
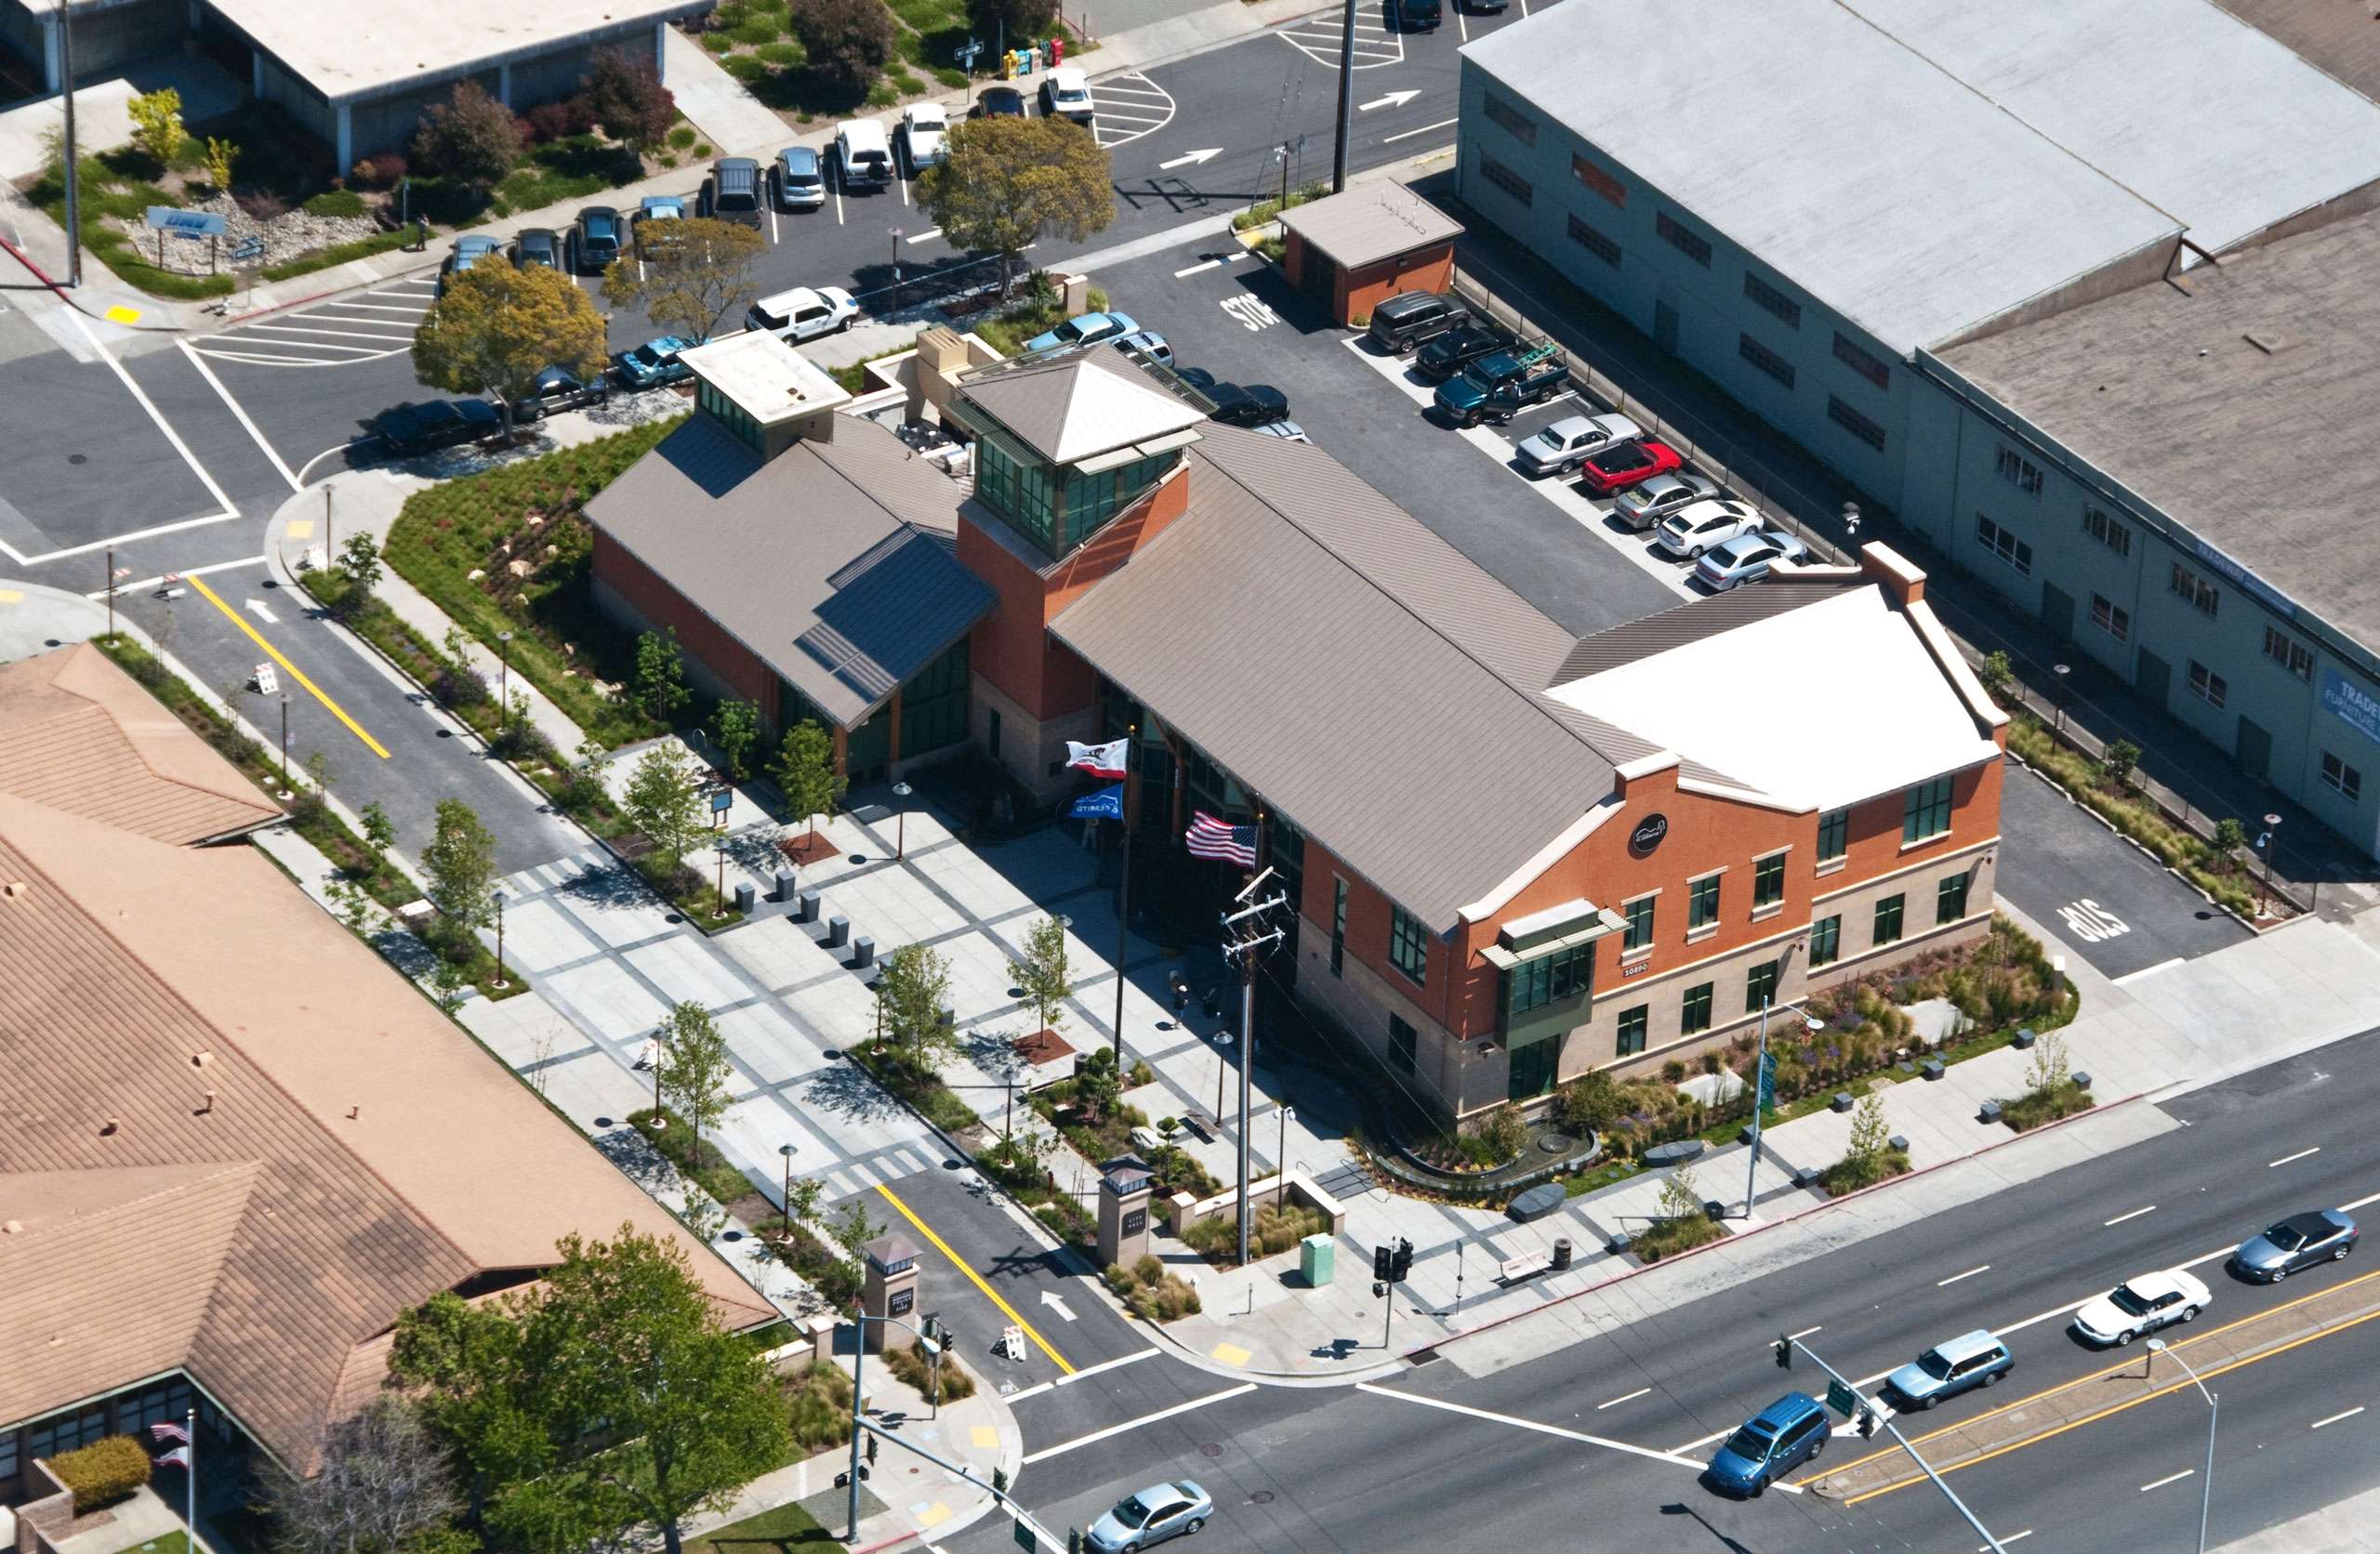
[2321,669,2380,747]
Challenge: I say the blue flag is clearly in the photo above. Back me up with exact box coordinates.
[1068,784,1125,821]
[1757,1052,1778,1111]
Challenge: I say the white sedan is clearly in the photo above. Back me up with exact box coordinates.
[1694,530,1808,590]
[901,102,949,172]
[2070,1269,2211,1347]
[747,285,859,343]
[1649,496,1762,560]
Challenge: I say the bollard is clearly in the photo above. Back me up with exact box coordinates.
[734,882,756,915]
[826,914,850,949]
[774,868,797,902]
[1551,1237,1572,1272]
[853,934,875,968]
[798,889,822,924]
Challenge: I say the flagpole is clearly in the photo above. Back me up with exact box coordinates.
[1112,723,1136,1067]
[186,1407,196,1553]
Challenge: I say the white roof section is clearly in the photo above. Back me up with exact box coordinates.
[1546,587,2000,812]
[203,0,705,102]
[681,330,851,427]
[1463,0,2183,354]
[1851,0,2380,259]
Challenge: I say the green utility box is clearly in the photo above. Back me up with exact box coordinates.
[1300,1232,1336,1287]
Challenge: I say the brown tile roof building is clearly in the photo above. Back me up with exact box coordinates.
[0,650,774,1475]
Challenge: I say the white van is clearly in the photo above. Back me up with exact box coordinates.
[834,120,893,190]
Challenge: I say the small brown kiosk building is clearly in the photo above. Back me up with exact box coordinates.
[1279,181,1463,327]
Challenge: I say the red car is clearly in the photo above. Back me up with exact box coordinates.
[1577,438,1683,495]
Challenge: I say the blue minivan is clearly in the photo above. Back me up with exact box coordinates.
[1704,1393,1831,1497]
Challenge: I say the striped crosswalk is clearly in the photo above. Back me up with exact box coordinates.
[192,274,438,368]
[1276,8,1406,68]
[498,843,616,900]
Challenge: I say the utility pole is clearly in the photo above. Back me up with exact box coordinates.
[1111,723,1138,1066]
[1220,864,1286,1267]
[1783,1335,2013,1553]
[1330,0,1355,192]
[59,0,80,288]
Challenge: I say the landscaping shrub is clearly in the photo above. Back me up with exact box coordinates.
[48,1436,150,1513]
[1181,1200,1327,1264]
[1631,1213,1725,1263]
[781,1360,853,1454]
[350,151,408,189]
[1818,1147,1911,1195]
[303,188,367,217]
[2001,1083,2094,1132]
[2008,717,2258,916]
[668,124,699,149]
[522,97,595,143]
[1102,1258,1202,1321]
[881,1337,975,1401]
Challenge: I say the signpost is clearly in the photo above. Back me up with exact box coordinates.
[146,206,230,272]
[1826,1378,1858,1418]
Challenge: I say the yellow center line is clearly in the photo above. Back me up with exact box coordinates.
[186,573,390,759]
[875,1182,1075,1375]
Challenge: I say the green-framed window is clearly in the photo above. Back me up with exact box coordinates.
[1681,981,1713,1035]
[1937,871,1972,925]
[1874,893,1905,946]
[1330,877,1347,976]
[1623,895,1655,951]
[1387,1013,1416,1073]
[1616,1006,1649,1056]
[1902,776,1954,844]
[1505,942,1593,1018]
[1745,959,1780,1012]
[1389,904,1429,986]
[1817,808,1848,863]
[1688,873,1721,929]
[1752,853,1786,909]
[897,636,971,757]
[1809,914,1841,968]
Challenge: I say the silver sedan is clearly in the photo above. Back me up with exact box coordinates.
[1694,529,1809,589]
[1087,1481,1212,1553]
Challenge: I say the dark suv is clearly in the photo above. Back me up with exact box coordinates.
[572,206,623,274]
[702,158,763,228]
[1367,291,1464,354]
[375,399,500,455]
[1413,319,1515,381]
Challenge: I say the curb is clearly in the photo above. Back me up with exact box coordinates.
[1405,1086,2151,1364]
[2007,752,2264,931]
[0,230,187,331]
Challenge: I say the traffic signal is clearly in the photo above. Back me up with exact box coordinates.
[1373,1244,1393,1281]
[1857,1407,1878,1439]
[1390,1238,1414,1282]
[1774,1334,1792,1369]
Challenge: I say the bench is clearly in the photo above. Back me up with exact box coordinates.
[1179,1112,1218,1144]
[1498,1253,1554,1285]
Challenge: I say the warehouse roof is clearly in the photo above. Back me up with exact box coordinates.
[586,415,993,729]
[1279,181,1463,270]
[1937,208,2380,656]
[2210,0,2380,108]
[1464,0,2380,353]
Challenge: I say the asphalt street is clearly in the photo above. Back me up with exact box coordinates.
[938,1029,2380,1554]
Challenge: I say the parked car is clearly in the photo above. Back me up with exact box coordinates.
[900,102,950,173]
[836,119,893,190]
[1412,319,1515,382]
[1024,309,1140,352]
[1367,290,1464,354]
[638,192,685,225]
[747,285,860,342]
[375,398,500,454]
[1883,1329,2013,1411]
[1086,1482,1211,1553]
[1201,380,1291,428]
[1040,66,1096,125]
[1112,329,1174,368]
[702,157,763,227]
[611,335,694,389]
[571,206,623,274]
[1513,412,1642,478]
[1613,470,1721,532]
[513,366,607,422]
[774,146,826,211]
[2234,1209,2359,1282]
[1392,0,1442,30]
[1434,348,1567,428]
[1461,0,1507,12]
[1252,419,1312,444]
[1703,1394,1829,1498]
[511,227,562,270]
[1648,496,1760,560]
[2072,1269,2212,1347]
[974,85,1027,118]
[1696,530,1809,590]
[1576,437,1683,494]
[437,234,504,296]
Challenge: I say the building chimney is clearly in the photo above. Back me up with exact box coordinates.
[101,1116,119,1135]
[1858,542,1927,607]
[200,1089,217,1114]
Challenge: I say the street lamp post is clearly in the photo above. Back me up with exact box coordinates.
[2257,813,2282,918]
[1842,501,1860,561]
[847,1312,942,1538]
[1277,1104,1294,1180]
[1745,997,1823,1219]
[1211,1031,1234,1120]
[496,630,513,724]
[2053,662,2071,732]
[2148,1338,2217,1554]
[779,1142,798,1227]
[277,693,293,798]
[891,780,913,860]
[493,893,508,988]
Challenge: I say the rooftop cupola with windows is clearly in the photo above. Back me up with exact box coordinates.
[945,349,1208,560]
[681,330,852,462]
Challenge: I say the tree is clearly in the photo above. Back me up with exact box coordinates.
[203,137,239,196]
[1656,1164,1703,1222]
[2100,739,2140,789]
[2025,1030,2071,1099]
[634,628,691,727]
[261,1399,460,1554]
[339,531,385,603]
[1844,1091,1889,1169]
[414,263,605,441]
[623,745,707,882]
[790,0,896,93]
[409,81,522,193]
[577,46,676,152]
[1009,914,1071,1036]
[392,1228,788,1554]
[712,699,759,780]
[360,800,397,872]
[918,118,1116,296]
[1975,649,2012,705]
[423,799,497,940]
[2212,816,2248,856]
[967,0,1058,48]
[126,87,186,170]
[657,1001,734,1161]
[1073,1046,1121,1125]
[771,719,844,850]
[875,943,955,1069]
[601,217,764,345]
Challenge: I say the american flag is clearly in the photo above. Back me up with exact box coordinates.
[1184,811,1257,867]
[149,1421,190,1446]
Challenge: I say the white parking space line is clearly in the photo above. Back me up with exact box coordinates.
[324,302,428,316]
[2311,1406,2365,1429]
[1092,72,1176,149]
[1982,1533,2035,1549]
[2112,957,2186,986]
[1597,1388,1651,1410]
[245,323,417,343]
[909,227,944,244]
[1384,116,1460,144]
[2140,1469,2195,1493]
[1786,1324,1824,1342]
[178,340,300,493]
[1937,1265,1991,1287]
[770,202,780,245]
[2269,1147,2321,1167]
[194,348,364,367]
[2104,1205,2157,1227]
[1021,1384,1256,1464]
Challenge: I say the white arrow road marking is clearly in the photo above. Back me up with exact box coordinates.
[1359,89,1421,111]
[1160,148,1222,170]
[245,599,278,624]
[1038,1290,1078,1322]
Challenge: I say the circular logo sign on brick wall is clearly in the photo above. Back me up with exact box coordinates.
[1630,813,1669,857]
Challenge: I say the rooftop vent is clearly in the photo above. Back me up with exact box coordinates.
[2243,331,2300,355]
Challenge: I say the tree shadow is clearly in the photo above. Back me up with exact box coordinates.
[799,1059,913,1125]
[593,1123,682,1194]
[555,859,654,911]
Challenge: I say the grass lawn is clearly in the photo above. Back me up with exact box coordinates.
[112,1534,189,1554]
[686,1502,837,1554]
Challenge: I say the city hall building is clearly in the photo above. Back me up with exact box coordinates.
[1454,0,2380,861]
[588,334,2007,1126]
